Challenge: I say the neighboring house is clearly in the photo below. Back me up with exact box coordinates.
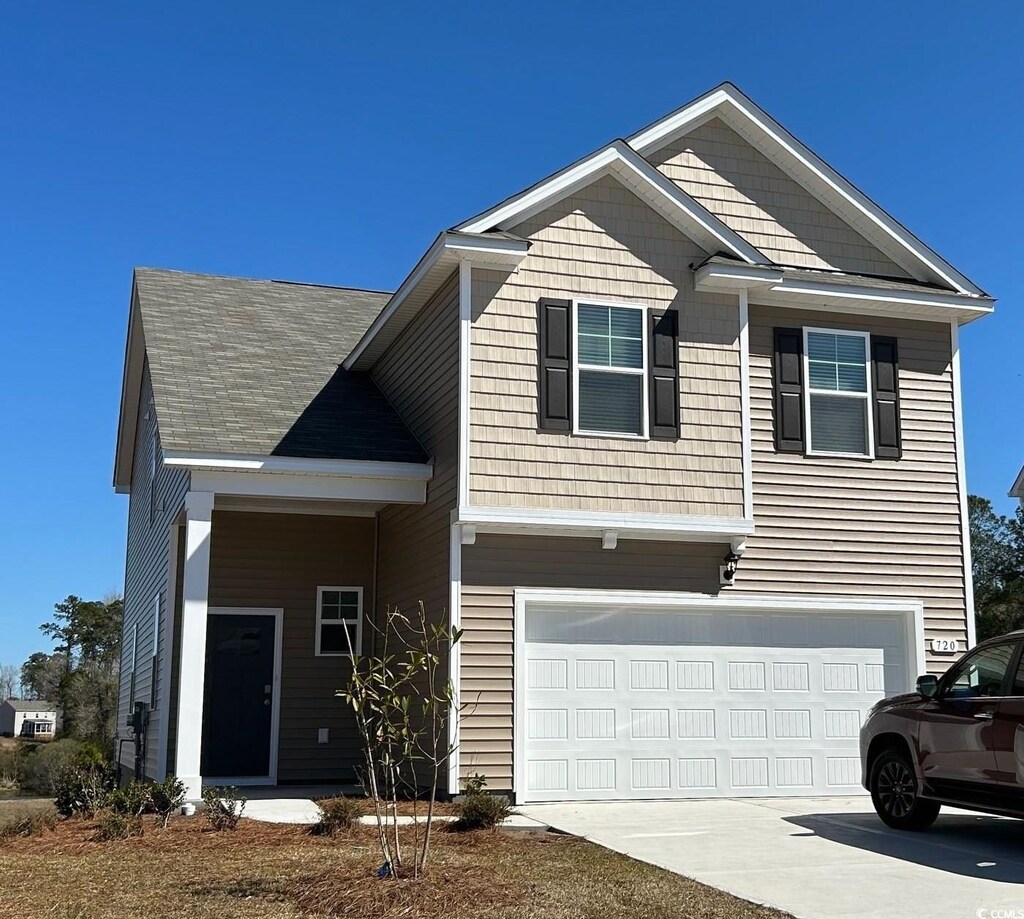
[112,83,994,803]
[0,701,57,739]
[1012,467,1024,508]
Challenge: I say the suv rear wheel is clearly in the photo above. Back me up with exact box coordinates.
[870,749,940,830]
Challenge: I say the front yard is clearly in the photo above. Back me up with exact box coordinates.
[0,808,790,919]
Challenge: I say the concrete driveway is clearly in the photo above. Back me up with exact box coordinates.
[519,797,1024,919]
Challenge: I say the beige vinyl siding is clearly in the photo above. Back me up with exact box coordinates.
[742,305,966,670]
[207,511,375,782]
[459,535,725,789]
[118,364,190,779]
[470,174,744,517]
[648,117,908,278]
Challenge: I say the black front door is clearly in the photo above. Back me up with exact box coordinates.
[201,613,276,779]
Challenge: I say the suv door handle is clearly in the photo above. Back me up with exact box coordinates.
[973,711,995,721]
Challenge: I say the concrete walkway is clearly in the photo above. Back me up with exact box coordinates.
[519,797,1024,919]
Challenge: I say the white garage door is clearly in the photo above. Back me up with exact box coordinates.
[521,603,911,802]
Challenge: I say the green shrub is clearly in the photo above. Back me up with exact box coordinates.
[148,776,187,828]
[18,739,84,794]
[462,772,488,796]
[201,786,246,831]
[53,761,114,818]
[95,809,143,841]
[0,808,58,842]
[106,781,149,817]
[454,793,513,831]
[310,795,365,836]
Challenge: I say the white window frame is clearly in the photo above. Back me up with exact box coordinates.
[571,298,649,440]
[802,326,874,459]
[315,586,364,658]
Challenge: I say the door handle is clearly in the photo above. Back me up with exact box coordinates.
[973,711,995,721]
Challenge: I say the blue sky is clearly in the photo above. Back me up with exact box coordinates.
[1,2,1021,672]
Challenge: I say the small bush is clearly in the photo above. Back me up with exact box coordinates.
[454,793,513,831]
[148,776,187,828]
[310,795,365,836]
[0,809,58,842]
[53,761,114,818]
[106,781,149,817]
[201,785,246,830]
[95,809,144,841]
[462,772,488,796]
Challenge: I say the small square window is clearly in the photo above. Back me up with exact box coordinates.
[316,587,363,657]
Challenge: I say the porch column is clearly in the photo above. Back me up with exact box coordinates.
[174,490,214,799]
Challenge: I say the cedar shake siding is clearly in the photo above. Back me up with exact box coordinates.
[469,175,744,517]
[372,272,459,630]
[646,117,909,278]
[744,305,966,670]
[206,511,375,783]
[459,536,726,789]
[118,365,190,779]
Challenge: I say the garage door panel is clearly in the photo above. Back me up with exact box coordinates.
[522,607,910,802]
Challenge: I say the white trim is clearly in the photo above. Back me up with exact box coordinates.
[162,449,433,481]
[571,298,649,440]
[458,260,472,506]
[802,327,874,460]
[629,83,986,296]
[151,594,160,659]
[174,490,214,800]
[511,587,926,803]
[190,470,427,505]
[314,586,365,658]
[458,140,765,266]
[1009,465,1024,501]
[738,290,753,521]
[204,606,284,787]
[447,523,462,795]
[950,321,977,649]
[155,522,180,780]
[456,505,753,542]
[344,232,529,370]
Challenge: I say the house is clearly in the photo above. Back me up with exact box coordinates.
[112,83,993,803]
[0,701,57,739]
[1012,467,1024,508]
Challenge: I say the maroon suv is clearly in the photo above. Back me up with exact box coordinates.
[860,631,1024,830]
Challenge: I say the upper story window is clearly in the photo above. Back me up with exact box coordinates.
[804,329,872,458]
[315,587,363,657]
[574,301,648,438]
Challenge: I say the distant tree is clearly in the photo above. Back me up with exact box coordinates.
[0,665,17,702]
[969,496,1024,640]
[20,652,65,701]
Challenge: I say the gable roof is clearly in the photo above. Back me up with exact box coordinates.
[113,269,428,491]
[628,82,987,297]
[4,700,56,712]
[1011,466,1024,500]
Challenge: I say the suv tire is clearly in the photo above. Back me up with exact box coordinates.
[869,749,940,831]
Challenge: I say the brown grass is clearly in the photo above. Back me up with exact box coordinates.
[0,814,790,919]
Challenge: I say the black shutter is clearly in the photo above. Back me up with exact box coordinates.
[537,298,572,431]
[648,309,680,439]
[773,327,805,453]
[871,336,901,459]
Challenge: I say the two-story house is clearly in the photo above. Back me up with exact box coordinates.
[113,83,993,802]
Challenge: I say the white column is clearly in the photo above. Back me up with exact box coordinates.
[174,491,214,799]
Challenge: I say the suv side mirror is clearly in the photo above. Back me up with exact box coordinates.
[916,674,939,698]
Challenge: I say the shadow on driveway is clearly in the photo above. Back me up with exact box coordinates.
[784,811,1024,884]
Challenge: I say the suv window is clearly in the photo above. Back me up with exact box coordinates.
[943,643,1016,699]
[1010,644,1024,696]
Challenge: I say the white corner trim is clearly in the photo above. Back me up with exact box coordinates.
[456,505,754,542]
[950,321,977,649]
[738,290,753,521]
[204,606,284,787]
[629,82,986,297]
[447,522,462,795]
[458,260,472,507]
[457,140,767,266]
[1010,465,1024,500]
[162,450,433,481]
[510,587,926,803]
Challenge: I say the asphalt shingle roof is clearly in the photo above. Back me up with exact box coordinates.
[4,701,56,712]
[134,268,428,464]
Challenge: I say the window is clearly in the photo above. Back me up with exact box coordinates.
[1008,644,1024,695]
[943,643,1016,699]
[804,329,872,457]
[574,301,647,437]
[316,587,363,657]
